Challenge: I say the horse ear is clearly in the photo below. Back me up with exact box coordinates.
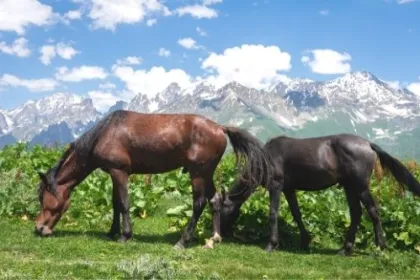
[38,172,48,185]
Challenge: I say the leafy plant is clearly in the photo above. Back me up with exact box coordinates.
[1,143,420,252]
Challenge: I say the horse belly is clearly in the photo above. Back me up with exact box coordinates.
[286,165,339,191]
[129,148,187,174]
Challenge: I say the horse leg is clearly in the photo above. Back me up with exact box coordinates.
[265,179,283,252]
[107,183,121,239]
[174,174,207,250]
[338,184,362,256]
[359,188,386,250]
[110,169,132,243]
[283,189,310,250]
[203,177,223,248]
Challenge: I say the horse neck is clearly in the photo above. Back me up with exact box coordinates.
[54,150,94,198]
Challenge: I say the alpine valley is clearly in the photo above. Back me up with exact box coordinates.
[2,71,420,160]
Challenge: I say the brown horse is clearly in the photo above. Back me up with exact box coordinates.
[220,133,420,254]
[35,110,271,249]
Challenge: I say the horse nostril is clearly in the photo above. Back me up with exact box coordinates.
[35,224,44,234]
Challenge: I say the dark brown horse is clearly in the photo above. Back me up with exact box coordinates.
[35,110,271,249]
[220,133,420,254]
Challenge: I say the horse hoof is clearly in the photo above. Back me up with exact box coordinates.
[265,243,278,253]
[337,248,352,256]
[379,242,387,251]
[300,245,310,252]
[118,236,130,243]
[203,238,215,249]
[41,226,52,237]
[173,242,185,250]
[106,232,118,240]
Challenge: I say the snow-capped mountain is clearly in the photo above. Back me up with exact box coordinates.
[0,93,100,144]
[1,71,420,160]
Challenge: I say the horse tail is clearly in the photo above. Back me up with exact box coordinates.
[370,142,420,196]
[373,153,383,183]
[223,126,272,194]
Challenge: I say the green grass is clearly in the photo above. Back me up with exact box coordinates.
[1,200,420,279]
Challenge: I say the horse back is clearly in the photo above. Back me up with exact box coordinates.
[92,111,227,173]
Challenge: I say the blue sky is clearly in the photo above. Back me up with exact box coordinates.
[0,0,419,112]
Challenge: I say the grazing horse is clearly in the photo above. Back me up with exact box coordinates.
[35,110,271,249]
[220,133,420,254]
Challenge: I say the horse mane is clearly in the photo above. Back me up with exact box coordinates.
[72,110,127,157]
[38,110,128,197]
[37,143,75,199]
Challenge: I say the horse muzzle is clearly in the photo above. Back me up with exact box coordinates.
[35,224,53,236]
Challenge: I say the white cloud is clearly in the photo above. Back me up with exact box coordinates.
[113,66,193,98]
[116,56,143,66]
[88,90,121,112]
[408,77,420,96]
[146,18,157,26]
[319,9,329,16]
[175,5,218,19]
[87,0,171,31]
[61,9,83,24]
[178,37,200,49]
[56,42,79,59]
[202,0,223,5]
[39,42,79,65]
[55,66,108,82]
[385,80,401,90]
[64,9,83,20]
[0,37,31,57]
[99,82,117,89]
[301,49,351,75]
[158,48,171,57]
[408,83,420,95]
[0,74,58,92]
[0,0,56,34]
[39,45,56,65]
[196,26,207,36]
[201,44,292,89]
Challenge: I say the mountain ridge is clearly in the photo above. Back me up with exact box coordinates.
[1,71,420,160]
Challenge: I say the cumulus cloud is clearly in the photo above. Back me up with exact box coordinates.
[61,9,83,25]
[146,18,157,26]
[64,9,83,20]
[116,56,143,66]
[175,5,218,19]
[202,0,223,5]
[113,66,193,98]
[158,48,171,57]
[196,26,207,36]
[0,74,58,92]
[201,44,292,89]
[99,82,117,89]
[39,42,79,65]
[0,0,57,34]
[408,77,420,96]
[0,37,31,57]
[385,80,401,90]
[87,0,171,31]
[178,37,200,49]
[301,49,351,74]
[55,65,108,82]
